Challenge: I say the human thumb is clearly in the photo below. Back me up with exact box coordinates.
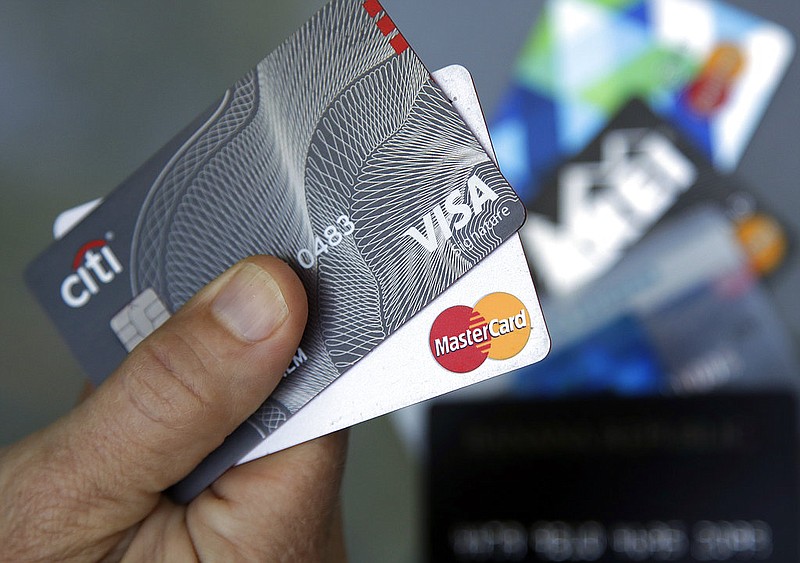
[0,256,307,555]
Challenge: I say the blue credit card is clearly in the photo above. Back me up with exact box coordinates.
[514,271,800,400]
[491,0,795,204]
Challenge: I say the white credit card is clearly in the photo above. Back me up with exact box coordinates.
[53,65,550,463]
[242,230,546,462]
[239,65,549,463]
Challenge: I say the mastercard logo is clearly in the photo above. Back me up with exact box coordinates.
[429,292,530,373]
[683,43,744,116]
[735,213,787,276]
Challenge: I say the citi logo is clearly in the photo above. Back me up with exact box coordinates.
[403,173,499,253]
[60,234,123,308]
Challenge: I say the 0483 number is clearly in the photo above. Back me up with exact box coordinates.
[296,215,354,269]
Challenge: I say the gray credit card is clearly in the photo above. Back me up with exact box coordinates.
[26,0,527,499]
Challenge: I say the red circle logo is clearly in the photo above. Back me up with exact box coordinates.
[429,293,531,373]
[428,305,491,373]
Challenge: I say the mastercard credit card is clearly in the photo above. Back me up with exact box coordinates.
[26,0,534,501]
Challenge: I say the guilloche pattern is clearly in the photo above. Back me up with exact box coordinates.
[128,0,522,434]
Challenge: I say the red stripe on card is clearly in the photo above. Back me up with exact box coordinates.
[72,239,106,270]
[389,33,408,55]
[362,0,382,17]
[377,14,395,35]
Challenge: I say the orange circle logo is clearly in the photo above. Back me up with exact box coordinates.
[736,213,787,276]
[429,292,531,373]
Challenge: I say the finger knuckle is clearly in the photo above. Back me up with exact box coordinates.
[123,330,221,430]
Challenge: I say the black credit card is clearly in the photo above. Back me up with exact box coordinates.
[427,394,800,562]
[521,100,790,296]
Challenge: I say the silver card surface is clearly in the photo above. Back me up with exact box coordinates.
[28,0,525,436]
[28,1,527,500]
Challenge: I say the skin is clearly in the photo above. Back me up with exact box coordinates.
[0,256,348,562]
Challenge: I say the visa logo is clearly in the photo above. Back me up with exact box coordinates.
[403,173,499,253]
[522,129,697,294]
[61,236,123,308]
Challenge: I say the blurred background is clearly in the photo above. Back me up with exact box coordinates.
[1,1,798,561]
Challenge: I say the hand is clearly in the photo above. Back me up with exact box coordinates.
[0,257,348,561]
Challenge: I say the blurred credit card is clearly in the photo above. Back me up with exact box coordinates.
[428,394,800,562]
[514,272,800,398]
[522,100,790,295]
[491,0,795,203]
[514,206,799,398]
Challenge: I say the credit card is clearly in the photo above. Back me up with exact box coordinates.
[641,260,800,396]
[26,0,526,442]
[238,65,549,465]
[491,0,795,203]
[514,208,800,398]
[428,394,800,561]
[51,65,551,476]
[522,99,789,295]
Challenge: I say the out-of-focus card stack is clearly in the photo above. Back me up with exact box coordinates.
[501,0,798,414]
[518,100,797,400]
[491,0,795,204]
[26,0,549,501]
[392,96,797,455]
